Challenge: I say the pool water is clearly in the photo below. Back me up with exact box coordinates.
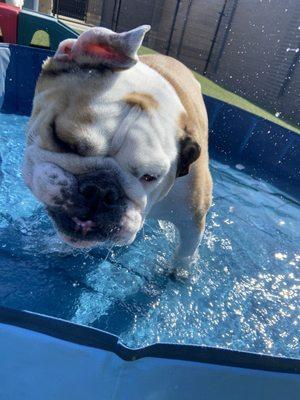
[0,113,299,358]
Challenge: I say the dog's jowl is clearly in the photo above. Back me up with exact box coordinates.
[23,25,212,265]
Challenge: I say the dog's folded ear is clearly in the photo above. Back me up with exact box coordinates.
[54,25,151,70]
[176,135,201,178]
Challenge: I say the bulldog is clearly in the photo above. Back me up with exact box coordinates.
[23,25,212,266]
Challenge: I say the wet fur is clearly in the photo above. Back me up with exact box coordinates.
[24,46,212,263]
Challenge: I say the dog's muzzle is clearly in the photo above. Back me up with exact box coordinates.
[23,144,146,248]
[47,169,128,241]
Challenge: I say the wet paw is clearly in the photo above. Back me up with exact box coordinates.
[169,252,200,281]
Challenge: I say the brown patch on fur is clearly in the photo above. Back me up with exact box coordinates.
[177,112,198,140]
[141,54,212,227]
[40,56,113,79]
[37,58,73,82]
[31,104,42,119]
[75,108,95,125]
[27,54,108,157]
[177,112,186,136]
[141,55,208,143]
[41,57,75,75]
[124,92,158,111]
[52,113,100,156]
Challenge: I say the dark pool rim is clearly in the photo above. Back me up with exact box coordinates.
[0,306,299,374]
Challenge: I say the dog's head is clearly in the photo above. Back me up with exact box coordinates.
[23,26,200,248]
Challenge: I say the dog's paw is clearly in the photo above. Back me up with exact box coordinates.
[169,267,189,283]
[169,252,199,282]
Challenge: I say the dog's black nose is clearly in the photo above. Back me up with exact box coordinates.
[78,170,125,219]
[80,183,120,209]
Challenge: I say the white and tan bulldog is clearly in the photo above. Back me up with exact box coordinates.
[23,25,212,267]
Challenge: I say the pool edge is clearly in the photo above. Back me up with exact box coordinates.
[0,305,299,374]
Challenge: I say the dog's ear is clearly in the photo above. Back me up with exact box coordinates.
[54,38,77,61]
[176,133,201,178]
[54,25,151,70]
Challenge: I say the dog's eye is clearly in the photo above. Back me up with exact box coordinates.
[140,174,158,183]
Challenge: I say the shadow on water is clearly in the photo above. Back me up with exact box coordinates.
[0,205,175,336]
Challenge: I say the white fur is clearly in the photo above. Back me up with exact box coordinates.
[24,29,204,257]
[25,60,183,212]
[31,163,76,207]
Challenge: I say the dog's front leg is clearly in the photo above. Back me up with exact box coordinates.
[172,214,206,275]
[150,193,206,276]
[175,215,206,259]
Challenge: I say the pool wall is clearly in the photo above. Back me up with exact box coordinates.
[0,43,299,399]
[0,306,300,400]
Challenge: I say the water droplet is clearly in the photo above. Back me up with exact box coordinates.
[274,252,287,261]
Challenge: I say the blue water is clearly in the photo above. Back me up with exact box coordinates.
[0,113,299,357]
